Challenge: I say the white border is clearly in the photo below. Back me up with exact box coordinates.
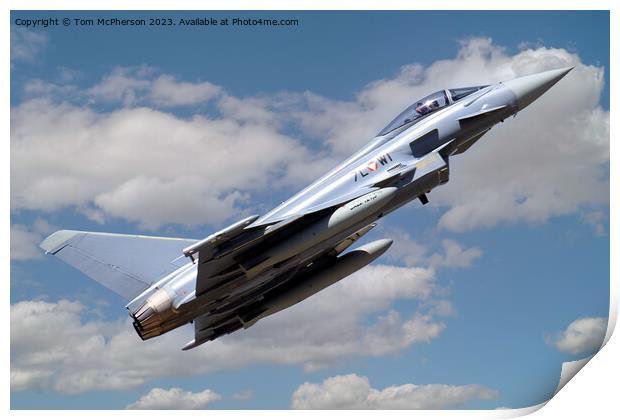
[5,1,616,418]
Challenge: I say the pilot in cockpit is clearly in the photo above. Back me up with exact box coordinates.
[415,99,442,116]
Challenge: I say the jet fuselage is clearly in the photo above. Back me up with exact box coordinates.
[41,67,573,349]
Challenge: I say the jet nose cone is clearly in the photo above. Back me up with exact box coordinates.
[503,66,573,110]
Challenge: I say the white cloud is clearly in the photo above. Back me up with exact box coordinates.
[86,66,221,107]
[11,39,608,232]
[10,263,445,394]
[11,219,55,261]
[291,374,499,409]
[150,75,221,107]
[23,79,79,97]
[11,99,313,229]
[550,317,607,355]
[382,229,430,267]
[429,43,608,231]
[10,368,53,391]
[263,38,609,232]
[385,230,482,269]
[428,239,483,268]
[10,37,607,401]
[11,225,44,261]
[217,95,281,126]
[127,387,221,409]
[11,28,48,63]
[87,66,153,106]
[93,176,247,229]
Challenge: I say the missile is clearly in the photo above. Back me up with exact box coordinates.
[182,214,259,260]
[139,189,395,334]
[182,238,393,350]
[243,188,397,278]
[238,238,394,328]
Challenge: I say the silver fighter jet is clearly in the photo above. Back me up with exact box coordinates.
[40,67,572,350]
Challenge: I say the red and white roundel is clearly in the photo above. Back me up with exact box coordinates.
[367,161,378,172]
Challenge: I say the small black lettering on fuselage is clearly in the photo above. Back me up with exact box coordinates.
[349,193,378,210]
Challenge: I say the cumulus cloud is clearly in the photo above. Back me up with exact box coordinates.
[278,39,608,232]
[86,67,222,107]
[385,230,482,269]
[10,262,448,394]
[11,219,55,261]
[291,374,499,409]
[127,387,221,409]
[382,229,430,267]
[23,79,79,97]
[428,239,483,268]
[11,27,48,63]
[10,37,607,403]
[11,99,315,229]
[11,38,607,233]
[216,95,265,120]
[150,75,221,107]
[549,317,607,355]
[93,176,247,229]
[430,44,608,231]
[10,368,53,391]
[87,66,153,105]
[11,225,44,261]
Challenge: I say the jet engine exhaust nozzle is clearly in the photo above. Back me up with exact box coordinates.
[130,288,174,340]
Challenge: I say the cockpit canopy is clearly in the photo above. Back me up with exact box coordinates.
[377,85,488,136]
[378,90,449,136]
[449,86,488,102]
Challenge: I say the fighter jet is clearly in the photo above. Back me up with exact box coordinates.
[40,67,572,350]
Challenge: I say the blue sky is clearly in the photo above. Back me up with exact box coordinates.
[10,10,609,409]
